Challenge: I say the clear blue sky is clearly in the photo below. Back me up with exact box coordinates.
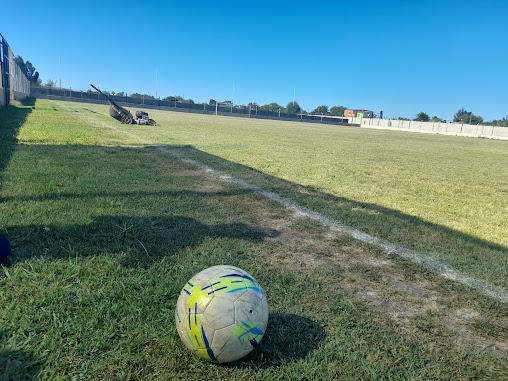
[2,0,507,121]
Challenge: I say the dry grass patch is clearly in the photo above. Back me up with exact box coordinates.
[229,190,508,358]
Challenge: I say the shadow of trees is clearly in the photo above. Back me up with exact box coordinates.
[0,98,34,186]
[8,215,279,267]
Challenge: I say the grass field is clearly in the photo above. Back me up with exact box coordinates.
[1,98,507,380]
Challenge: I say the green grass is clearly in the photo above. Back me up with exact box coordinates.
[1,99,507,380]
[57,100,508,289]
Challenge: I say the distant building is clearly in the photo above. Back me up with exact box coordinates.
[345,109,374,118]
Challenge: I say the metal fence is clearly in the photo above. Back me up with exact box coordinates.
[29,86,351,126]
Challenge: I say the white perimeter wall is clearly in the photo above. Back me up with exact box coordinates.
[346,117,508,140]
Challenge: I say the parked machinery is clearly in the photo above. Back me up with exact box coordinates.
[90,84,156,126]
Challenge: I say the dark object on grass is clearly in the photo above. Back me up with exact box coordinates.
[0,234,11,262]
[90,84,156,126]
[135,110,156,126]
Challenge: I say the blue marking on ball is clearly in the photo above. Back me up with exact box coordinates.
[0,234,11,262]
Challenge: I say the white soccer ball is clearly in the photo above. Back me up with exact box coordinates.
[175,265,269,363]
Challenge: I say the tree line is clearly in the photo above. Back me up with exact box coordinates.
[407,109,508,127]
[13,56,40,85]
[207,100,347,116]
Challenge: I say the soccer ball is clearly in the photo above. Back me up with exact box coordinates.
[175,265,269,363]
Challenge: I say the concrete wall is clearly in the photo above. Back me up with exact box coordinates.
[8,48,30,101]
[0,35,30,106]
[346,116,508,141]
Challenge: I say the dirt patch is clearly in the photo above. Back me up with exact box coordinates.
[455,308,480,321]
[359,288,419,316]
[270,229,316,248]
[389,278,434,299]
[240,198,508,357]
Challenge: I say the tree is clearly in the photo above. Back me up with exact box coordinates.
[398,117,410,121]
[311,105,329,115]
[430,116,443,122]
[44,79,57,87]
[453,108,483,124]
[163,95,184,102]
[414,112,430,122]
[330,105,346,117]
[469,114,484,124]
[130,93,155,100]
[453,107,468,122]
[260,102,283,111]
[209,99,217,106]
[14,55,39,84]
[285,101,301,114]
[32,77,42,87]
[116,92,125,97]
[487,117,508,127]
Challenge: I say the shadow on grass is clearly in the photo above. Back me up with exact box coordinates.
[0,98,35,186]
[2,143,507,286]
[228,313,326,367]
[0,330,41,380]
[170,146,508,277]
[9,215,279,268]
